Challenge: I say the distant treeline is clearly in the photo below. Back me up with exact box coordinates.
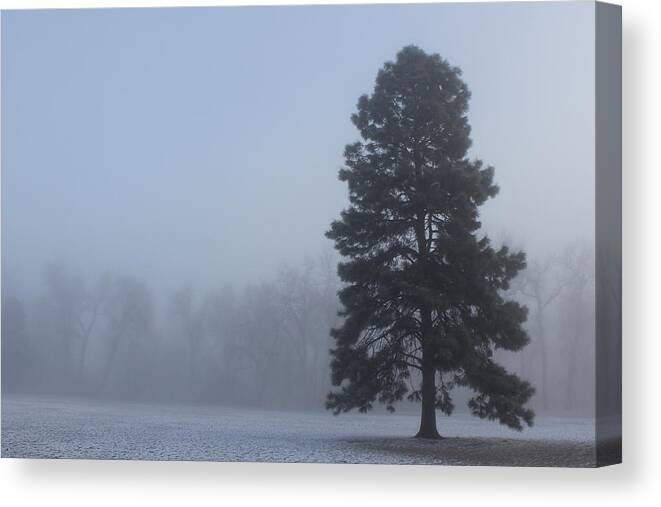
[2,252,339,409]
[2,243,595,415]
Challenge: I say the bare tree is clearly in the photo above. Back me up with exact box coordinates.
[1,296,30,391]
[170,284,205,393]
[42,263,87,389]
[517,256,565,410]
[101,275,153,392]
[559,244,595,410]
[76,274,110,382]
[203,285,239,403]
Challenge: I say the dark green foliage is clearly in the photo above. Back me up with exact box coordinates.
[326,46,534,434]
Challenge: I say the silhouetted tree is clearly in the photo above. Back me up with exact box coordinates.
[516,256,565,410]
[237,282,284,405]
[326,46,534,438]
[1,296,30,391]
[203,285,239,402]
[559,245,595,411]
[43,263,86,386]
[171,284,205,388]
[101,275,153,392]
[41,266,111,389]
[76,274,110,382]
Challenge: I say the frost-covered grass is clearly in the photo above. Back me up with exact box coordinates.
[1,395,597,466]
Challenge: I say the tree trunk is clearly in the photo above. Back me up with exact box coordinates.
[413,218,440,439]
[416,364,441,439]
[78,337,89,382]
[564,341,577,411]
[536,311,549,411]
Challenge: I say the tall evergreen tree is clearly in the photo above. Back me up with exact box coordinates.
[326,46,534,438]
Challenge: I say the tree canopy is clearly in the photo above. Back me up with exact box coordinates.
[326,45,534,438]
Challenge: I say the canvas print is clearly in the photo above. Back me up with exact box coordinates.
[1,1,621,467]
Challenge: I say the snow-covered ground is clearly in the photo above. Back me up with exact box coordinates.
[1,396,597,466]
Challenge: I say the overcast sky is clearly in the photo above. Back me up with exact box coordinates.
[1,2,595,294]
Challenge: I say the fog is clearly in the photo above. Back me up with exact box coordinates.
[2,3,596,416]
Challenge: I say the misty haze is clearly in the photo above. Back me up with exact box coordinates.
[2,3,606,466]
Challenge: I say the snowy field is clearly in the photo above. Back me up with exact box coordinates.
[1,396,597,467]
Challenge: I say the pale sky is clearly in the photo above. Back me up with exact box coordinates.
[1,2,595,294]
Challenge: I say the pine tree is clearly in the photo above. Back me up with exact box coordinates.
[326,46,534,438]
